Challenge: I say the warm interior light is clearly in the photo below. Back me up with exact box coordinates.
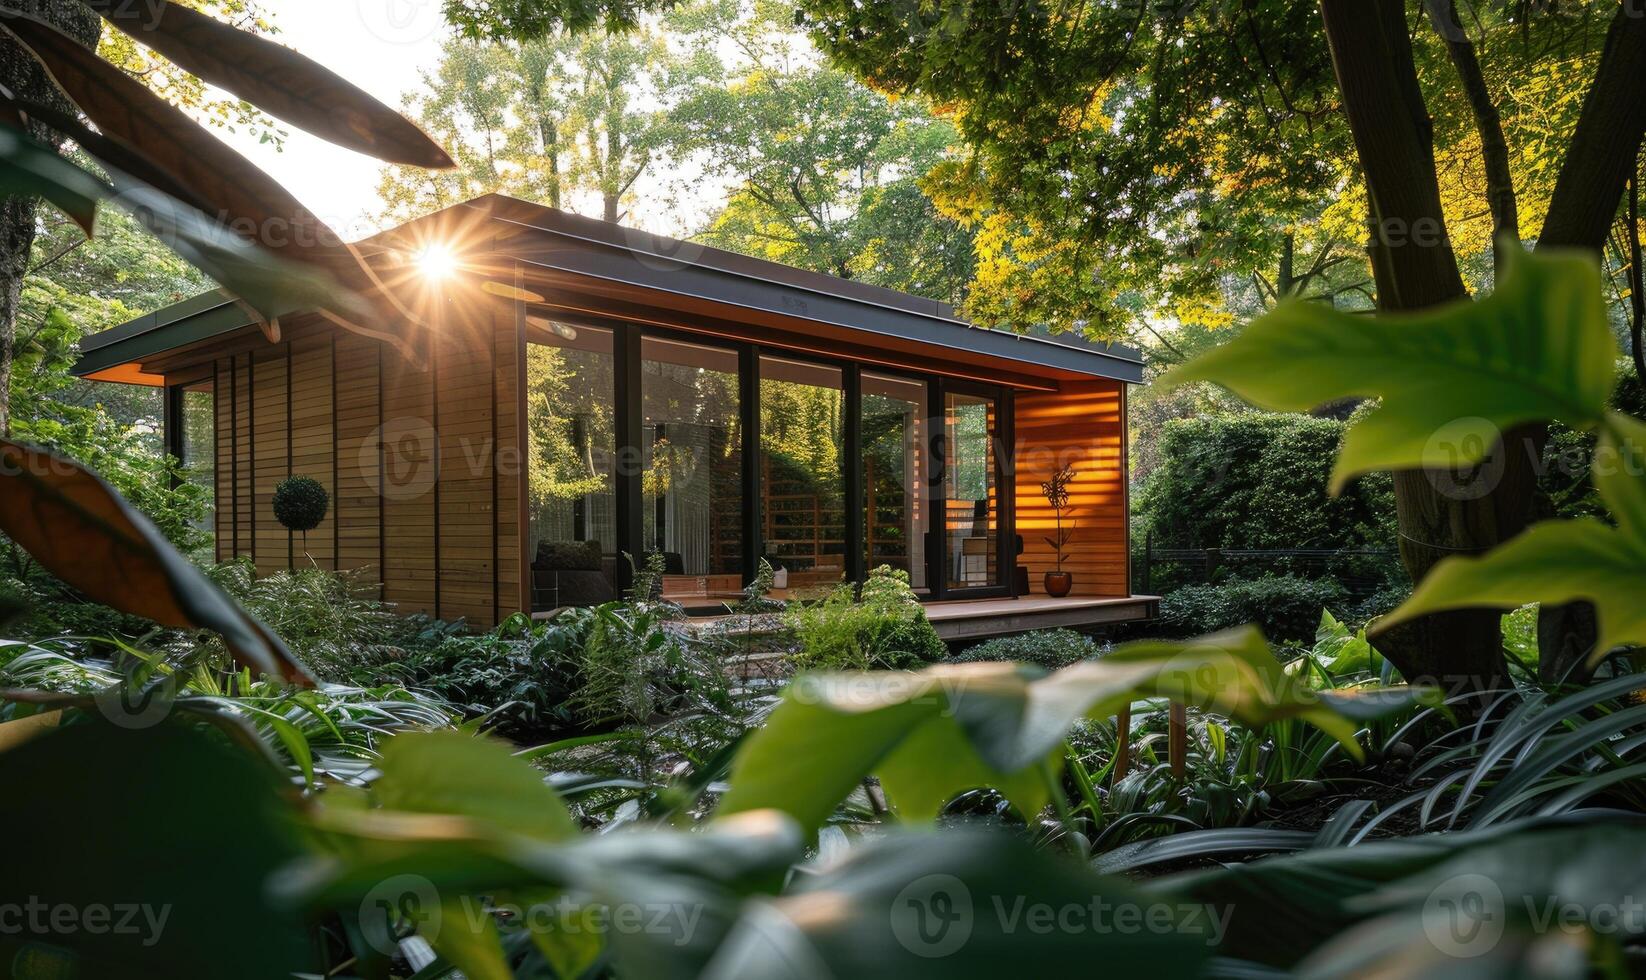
[417,242,458,279]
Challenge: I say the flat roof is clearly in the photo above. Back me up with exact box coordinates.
[75,194,1143,383]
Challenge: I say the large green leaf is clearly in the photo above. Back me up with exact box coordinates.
[0,720,309,978]
[717,628,1433,835]
[84,0,454,167]
[371,731,579,842]
[702,831,1211,978]
[1161,245,1615,492]
[0,439,311,685]
[0,122,105,233]
[1376,516,1646,664]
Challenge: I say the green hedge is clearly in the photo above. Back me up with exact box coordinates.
[949,629,1104,671]
[1157,575,1349,645]
[1134,413,1396,553]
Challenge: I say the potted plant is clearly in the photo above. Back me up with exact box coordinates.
[1041,464,1076,597]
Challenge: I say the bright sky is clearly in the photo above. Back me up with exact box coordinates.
[210,1,718,241]
[212,0,447,239]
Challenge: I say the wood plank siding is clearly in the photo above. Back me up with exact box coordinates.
[200,306,518,629]
[1012,380,1130,597]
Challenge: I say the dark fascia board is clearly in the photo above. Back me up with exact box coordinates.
[473,196,1144,383]
[73,289,247,376]
[75,194,1145,383]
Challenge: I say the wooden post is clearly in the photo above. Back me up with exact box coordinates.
[1112,704,1132,784]
[1169,702,1188,779]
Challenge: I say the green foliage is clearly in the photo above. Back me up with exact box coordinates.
[785,565,946,670]
[1158,241,1646,674]
[950,629,1105,671]
[1158,575,1349,646]
[271,475,329,533]
[364,611,590,735]
[198,559,405,676]
[1135,413,1397,553]
[721,625,1431,836]
[1164,246,1615,491]
[572,601,730,727]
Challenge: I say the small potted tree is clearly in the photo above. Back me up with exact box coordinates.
[1041,464,1076,597]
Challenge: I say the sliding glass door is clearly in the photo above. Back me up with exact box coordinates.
[942,387,1002,593]
[524,318,616,610]
[518,305,1014,608]
[861,372,930,593]
[640,336,744,603]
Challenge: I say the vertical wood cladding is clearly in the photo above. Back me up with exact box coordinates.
[204,309,512,630]
[1012,380,1128,597]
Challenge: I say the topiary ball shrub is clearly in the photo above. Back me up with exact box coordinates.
[272,476,330,533]
[1157,574,1348,645]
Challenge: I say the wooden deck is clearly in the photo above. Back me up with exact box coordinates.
[922,595,1159,642]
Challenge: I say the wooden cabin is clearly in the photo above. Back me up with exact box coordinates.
[74,196,1155,638]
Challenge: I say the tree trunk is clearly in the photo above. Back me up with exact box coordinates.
[1319,0,1521,694]
[1531,6,1646,679]
[0,2,101,436]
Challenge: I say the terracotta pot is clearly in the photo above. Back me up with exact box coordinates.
[1044,571,1073,598]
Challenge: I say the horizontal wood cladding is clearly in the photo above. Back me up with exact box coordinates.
[250,344,291,577]
[290,333,335,568]
[204,313,512,631]
[334,333,382,576]
[1013,380,1129,597]
[494,307,521,624]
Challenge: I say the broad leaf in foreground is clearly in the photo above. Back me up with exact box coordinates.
[717,628,1433,834]
[0,439,311,685]
[0,123,104,233]
[1377,413,1646,662]
[1161,245,1615,492]
[703,831,1211,978]
[84,0,454,167]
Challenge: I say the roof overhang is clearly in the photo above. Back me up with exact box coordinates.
[74,195,1144,386]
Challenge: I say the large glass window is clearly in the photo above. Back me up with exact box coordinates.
[641,336,744,603]
[944,389,999,590]
[861,372,929,592]
[525,318,616,610]
[179,381,215,537]
[760,356,845,594]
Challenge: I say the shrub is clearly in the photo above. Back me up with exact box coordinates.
[377,611,594,735]
[949,629,1104,671]
[1157,575,1349,645]
[571,602,731,727]
[786,566,947,670]
[1134,413,1397,553]
[198,559,412,677]
[272,476,329,533]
